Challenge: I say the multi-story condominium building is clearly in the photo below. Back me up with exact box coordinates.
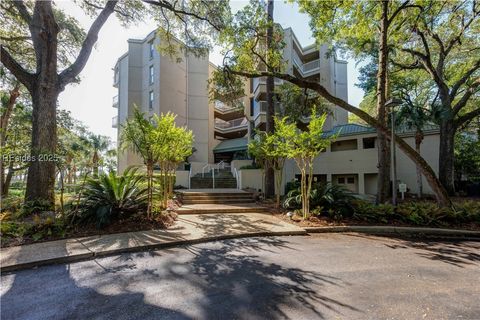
[113,30,220,171]
[113,28,440,196]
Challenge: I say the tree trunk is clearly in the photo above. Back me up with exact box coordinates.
[265,0,275,198]
[1,163,15,197]
[24,1,60,208]
[415,130,424,198]
[25,87,58,207]
[376,0,391,204]
[439,120,456,195]
[0,83,21,197]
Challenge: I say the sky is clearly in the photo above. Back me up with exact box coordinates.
[56,0,365,142]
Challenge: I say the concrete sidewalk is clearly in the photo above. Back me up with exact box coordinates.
[1,213,306,272]
[2,213,479,273]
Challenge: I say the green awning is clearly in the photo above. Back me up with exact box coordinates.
[213,137,248,153]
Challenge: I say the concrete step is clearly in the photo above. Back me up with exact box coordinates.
[181,199,253,204]
[181,195,253,200]
[176,203,268,215]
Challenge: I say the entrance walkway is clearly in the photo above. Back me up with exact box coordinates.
[1,213,305,272]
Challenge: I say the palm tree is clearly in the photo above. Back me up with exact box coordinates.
[82,134,110,177]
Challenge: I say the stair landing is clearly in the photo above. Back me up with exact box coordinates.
[175,189,267,214]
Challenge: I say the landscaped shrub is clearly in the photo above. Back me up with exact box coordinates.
[352,200,397,223]
[283,182,355,217]
[284,180,300,194]
[351,200,480,227]
[67,166,147,228]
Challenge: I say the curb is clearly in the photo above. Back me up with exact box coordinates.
[304,225,480,239]
[2,226,478,273]
[1,229,307,273]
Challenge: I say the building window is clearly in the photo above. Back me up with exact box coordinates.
[338,177,345,184]
[331,139,358,152]
[149,41,154,59]
[363,137,375,149]
[347,177,355,184]
[149,91,154,110]
[149,65,154,84]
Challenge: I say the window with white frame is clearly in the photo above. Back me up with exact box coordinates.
[149,91,154,110]
[149,41,154,59]
[149,65,154,85]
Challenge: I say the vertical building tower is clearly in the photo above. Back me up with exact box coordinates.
[113,31,216,172]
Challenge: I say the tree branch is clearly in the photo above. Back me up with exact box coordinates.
[12,0,31,23]
[453,77,480,114]
[455,107,480,128]
[0,45,34,91]
[58,0,118,87]
[142,0,222,31]
[450,60,480,100]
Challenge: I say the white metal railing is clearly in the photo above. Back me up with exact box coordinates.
[188,167,192,189]
[112,116,118,128]
[233,167,240,189]
[214,117,248,130]
[112,95,118,108]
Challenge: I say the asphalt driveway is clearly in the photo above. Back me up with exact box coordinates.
[1,233,479,320]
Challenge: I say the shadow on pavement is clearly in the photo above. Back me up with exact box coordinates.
[345,232,480,268]
[1,236,359,319]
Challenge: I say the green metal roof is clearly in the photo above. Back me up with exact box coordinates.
[213,137,248,153]
[324,124,376,137]
[324,123,439,138]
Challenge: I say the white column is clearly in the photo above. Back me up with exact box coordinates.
[358,173,365,195]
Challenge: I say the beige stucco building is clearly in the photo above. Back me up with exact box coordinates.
[113,28,440,197]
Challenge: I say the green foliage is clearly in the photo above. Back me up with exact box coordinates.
[283,182,356,218]
[274,107,335,218]
[455,133,480,181]
[68,167,147,229]
[352,200,480,227]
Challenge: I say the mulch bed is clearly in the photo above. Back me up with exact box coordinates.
[1,199,181,248]
[258,200,480,231]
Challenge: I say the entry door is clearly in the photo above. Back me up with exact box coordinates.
[337,175,356,193]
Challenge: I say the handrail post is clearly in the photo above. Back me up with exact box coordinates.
[212,168,215,189]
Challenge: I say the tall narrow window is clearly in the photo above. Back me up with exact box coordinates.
[149,91,154,110]
[149,65,154,85]
[149,41,154,59]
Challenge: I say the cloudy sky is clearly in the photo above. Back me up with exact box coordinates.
[56,0,365,142]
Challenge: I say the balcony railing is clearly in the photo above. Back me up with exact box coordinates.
[112,116,118,128]
[214,117,248,130]
[112,95,118,108]
[253,101,267,118]
[292,50,320,75]
[214,100,243,113]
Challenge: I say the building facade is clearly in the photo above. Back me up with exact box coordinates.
[113,30,219,172]
[113,28,440,196]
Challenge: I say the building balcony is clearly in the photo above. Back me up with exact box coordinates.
[252,77,283,101]
[112,95,118,108]
[253,101,267,129]
[113,70,119,88]
[214,100,245,121]
[292,50,320,76]
[214,117,248,139]
[112,115,118,128]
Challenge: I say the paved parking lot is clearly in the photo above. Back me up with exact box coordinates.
[2,233,479,319]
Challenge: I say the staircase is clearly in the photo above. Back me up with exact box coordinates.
[190,168,237,189]
[176,190,268,214]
